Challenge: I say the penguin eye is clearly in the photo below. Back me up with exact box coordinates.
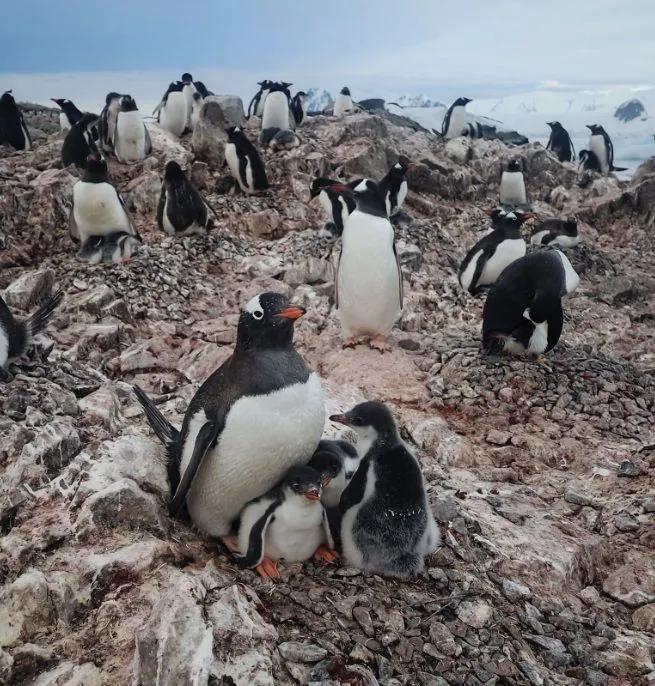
[252,310,264,321]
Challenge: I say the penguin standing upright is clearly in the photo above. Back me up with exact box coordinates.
[530,218,580,248]
[309,177,355,237]
[586,124,626,173]
[458,209,533,295]
[247,80,273,118]
[379,161,409,217]
[133,292,325,542]
[51,98,83,131]
[482,249,579,356]
[224,126,269,194]
[236,465,336,578]
[0,91,31,151]
[441,97,472,139]
[331,402,440,578]
[61,113,99,168]
[333,87,354,117]
[98,92,122,153]
[499,159,527,206]
[180,73,196,130]
[68,154,138,244]
[261,82,293,132]
[290,91,307,126]
[546,122,575,163]
[332,179,403,350]
[0,291,64,375]
[157,161,212,236]
[114,95,151,163]
[155,82,187,137]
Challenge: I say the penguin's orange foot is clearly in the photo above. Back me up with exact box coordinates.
[369,336,391,353]
[256,557,280,579]
[118,257,132,264]
[220,535,240,553]
[342,336,360,349]
[313,545,339,564]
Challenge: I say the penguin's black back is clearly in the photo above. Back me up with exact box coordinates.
[232,130,269,190]
[61,119,98,168]
[0,295,27,359]
[162,175,208,230]
[547,123,574,162]
[458,224,521,281]
[0,93,31,151]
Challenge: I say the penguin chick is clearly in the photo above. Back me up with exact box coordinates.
[157,161,212,236]
[309,177,355,237]
[308,439,360,508]
[61,113,99,168]
[333,87,354,117]
[77,231,141,264]
[530,218,580,248]
[331,402,440,578]
[0,291,64,372]
[225,126,269,193]
[499,159,527,206]
[236,465,336,578]
[268,129,301,151]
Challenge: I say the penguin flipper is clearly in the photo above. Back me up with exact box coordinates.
[156,184,166,231]
[144,125,152,155]
[170,420,222,517]
[322,508,335,550]
[339,456,370,515]
[234,498,279,568]
[393,241,404,309]
[116,191,140,239]
[68,204,80,241]
[334,249,342,309]
[466,244,495,295]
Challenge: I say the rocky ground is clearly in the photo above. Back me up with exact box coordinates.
[0,105,654,686]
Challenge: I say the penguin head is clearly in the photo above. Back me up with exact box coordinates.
[309,177,335,199]
[83,154,108,180]
[282,466,323,502]
[308,450,342,487]
[586,124,602,134]
[340,87,351,96]
[329,179,387,218]
[492,208,536,233]
[181,73,193,84]
[119,95,138,112]
[237,292,306,349]
[257,80,273,90]
[164,160,186,181]
[547,121,562,130]
[330,401,398,446]
[51,98,66,108]
[506,159,522,172]
[105,92,121,106]
[454,97,472,107]
[225,126,245,142]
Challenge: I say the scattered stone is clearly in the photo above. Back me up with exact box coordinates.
[278,641,327,663]
[456,599,493,629]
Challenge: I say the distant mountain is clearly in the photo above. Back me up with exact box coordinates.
[306,88,333,112]
[614,98,647,122]
[394,94,445,109]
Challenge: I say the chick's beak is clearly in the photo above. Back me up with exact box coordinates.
[276,306,306,320]
[305,489,321,501]
[329,413,349,425]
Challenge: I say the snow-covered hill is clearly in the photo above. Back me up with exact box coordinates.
[306,88,333,112]
[392,94,445,108]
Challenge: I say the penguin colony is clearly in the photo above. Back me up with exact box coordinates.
[0,79,629,580]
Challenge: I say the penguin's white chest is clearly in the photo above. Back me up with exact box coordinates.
[73,182,131,240]
[160,92,187,137]
[0,325,9,367]
[59,112,70,131]
[182,372,326,537]
[337,212,401,337]
[500,171,526,204]
[333,94,354,117]
[225,143,253,192]
[589,134,609,172]
[266,500,326,561]
[445,106,467,138]
[393,180,408,214]
[262,91,291,131]
[555,249,580,295]
[255,89,270,117]
[115,111,146,161]
[480,238,526,286]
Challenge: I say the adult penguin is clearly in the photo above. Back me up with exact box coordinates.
[586,124,627,173]
[98,92,122,153]
[309,177,355,237]
[51,98,84,130]
[546,122,575,162]
[442,97,472,139]
[61,113,99,168]
[261,81,293,131]
[0,91,31,151]
[290,91,308,126]
[114,95,151,163]
[247,80,273,118]
[154,82,187,137]
[224,126,269,194]
[333,87,354,117]
[133,292,326,545]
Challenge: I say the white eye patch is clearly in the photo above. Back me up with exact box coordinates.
[244,294,264,319]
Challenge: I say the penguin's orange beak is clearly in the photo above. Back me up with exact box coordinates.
[329,413,349,426]
[521,212,538,220]
[305,489,321,500]
[328,183,349,194]
[276,306,306,320]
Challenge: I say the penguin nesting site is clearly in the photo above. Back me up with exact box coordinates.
[1,82,654,686]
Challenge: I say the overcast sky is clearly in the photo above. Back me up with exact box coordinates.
[1,0,653,101]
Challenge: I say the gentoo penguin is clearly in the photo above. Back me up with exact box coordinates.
[458,209,533,295]
[578,149,603,173]
[482,249,579,357]
[333,179,403,350]
[157,161,212,236]
[0,291,63,375]
[333,87,354,117]
[247,80,273,118]
[530,218,580,248]
[546,122,575,163]
[51,98,83,130]
[68,154,138,244]
[0,91,31,151]
[61,113,99,168]
[77,231,140,264]
[224,126,269,193]
[290,91,308,126]
[236,465,336,578]
[98,92,122,153]
[499,159,527,206]
[133,292,325,542]
[308,439,360,509]
[181,73,213,98]
[190,92,203,130]
[309,177,355,237]
[331,402,440,578]
[155,82,187,137]
[261,82,293,131]
[180,73,196,130]
[114,95,151,163]
[379,161,409,217]
[267,129,301,151]
[586,124,626,173]
[442,97,472,139]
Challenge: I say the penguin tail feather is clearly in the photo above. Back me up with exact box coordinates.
[133,385,180,446]
[26,290,64,338]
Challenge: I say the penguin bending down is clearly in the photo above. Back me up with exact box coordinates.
[309,177,355,236]
[155,82,187,137]
[247,80,273,118]
[157,161,212,236]
[482,249,580,357]
[290,91,307,126]
[0,291,64,375]
[458,209,533,295]
[98,92,122,153]
[235,465,336,578]
[499,159,527,206]
[77,231,141,264]
[331,402,440,578]
[51,98,83,131]
[546,122,575,163]
[61,113,99,168]
[261,82,293,131]
[308,439,360,509]
[578,149,603,173]
[68,155,138,244]
[586,124,626,173]
[114,96,151,162]
[0,91,31,151]
[442,97,472,139]
[379,161,410,217]
[133,292,326,540]
[333,87,354,117]
[225,126,269,193]
[332,179,404,350]
[530,218,580,248]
